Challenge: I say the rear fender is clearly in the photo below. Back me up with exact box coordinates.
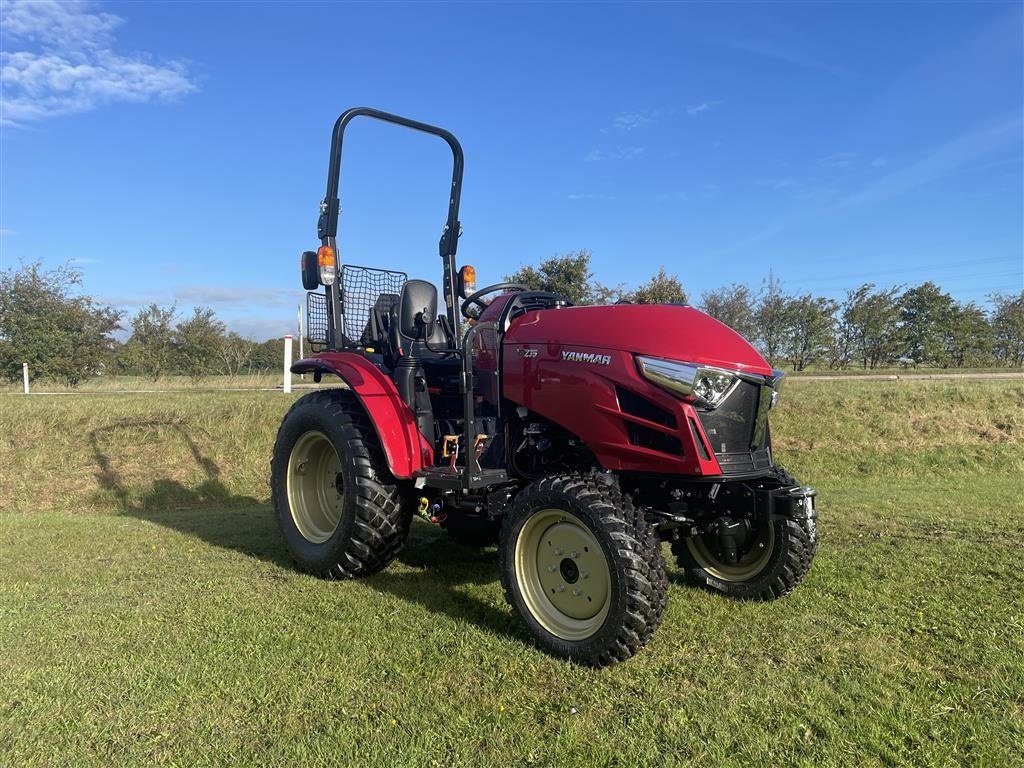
[290,352,432,478]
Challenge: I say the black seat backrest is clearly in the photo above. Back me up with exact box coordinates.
[394,279,449,357]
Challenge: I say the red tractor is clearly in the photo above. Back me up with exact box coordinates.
[273,108,817,666]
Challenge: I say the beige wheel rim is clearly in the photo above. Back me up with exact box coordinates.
[514,509,612,641]
[686,522,775,581]
[286,431,344,544]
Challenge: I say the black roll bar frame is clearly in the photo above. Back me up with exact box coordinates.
[317,107,465,349]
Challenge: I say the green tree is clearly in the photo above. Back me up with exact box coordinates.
[218,332,256,378]
[120,303,178,380]
[700,283,757,339]
[629,267,687,305]
[753,273,790,367]
[990,291,1024,366]
[842,284,904,369]
[0,261,121,386]
[507,250,596,305]
[943,302,993,368]
[782,294,838,371]
[900,282,956,366]
[174,307,226,382]
[251,338,286,372]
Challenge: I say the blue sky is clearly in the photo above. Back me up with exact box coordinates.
[1,0,1022,340]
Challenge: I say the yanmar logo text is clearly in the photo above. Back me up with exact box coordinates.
[561,350,612,366]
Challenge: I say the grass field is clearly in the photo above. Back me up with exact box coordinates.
[1,380,1022,766]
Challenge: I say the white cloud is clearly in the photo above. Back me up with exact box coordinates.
[842,117,1023,207]
[0,0,197,125]
[2,0,120,47]
[870,156,888,168]
[686,101,721,116]
[758,178,800,190]
[0,228,17,236]
[727,38,848,77]
[818,152,857,169]
[174,286,299,308]
[227,315,298,342]
[613,112,652,132]
[99,285,302,312]
[567,192,614,201]
[585,146,645,162]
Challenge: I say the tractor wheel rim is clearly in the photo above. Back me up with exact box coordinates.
[514,508,612,641]
[686,522,775,582]
[286,430,344,544]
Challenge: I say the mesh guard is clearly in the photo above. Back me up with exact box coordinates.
[305,291,328,352]
[341,264,407,344]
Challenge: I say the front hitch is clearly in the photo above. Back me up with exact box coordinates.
[759,484,817,522]
[643,478,818,540]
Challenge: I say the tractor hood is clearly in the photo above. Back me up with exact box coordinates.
[504,304,773,376]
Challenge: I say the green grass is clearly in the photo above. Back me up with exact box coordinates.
[1,380,1022,766]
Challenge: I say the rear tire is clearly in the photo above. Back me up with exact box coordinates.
[499,474,666,666]
[271,389,412,578]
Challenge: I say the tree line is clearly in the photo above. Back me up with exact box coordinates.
[1,256,1021,386]
[507,250,1024,371]
[0,262,288,385]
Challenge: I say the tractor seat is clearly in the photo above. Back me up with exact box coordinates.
[391,279,456,361]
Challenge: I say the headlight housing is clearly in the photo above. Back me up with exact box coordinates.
[637,357,785,411]
[636,357,741,409]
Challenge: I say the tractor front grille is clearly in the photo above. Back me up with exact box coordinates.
[697,379,772,476]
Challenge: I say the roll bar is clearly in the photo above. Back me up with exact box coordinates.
[317,108,465,344]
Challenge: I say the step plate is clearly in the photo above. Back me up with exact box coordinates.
[415,467,509,491]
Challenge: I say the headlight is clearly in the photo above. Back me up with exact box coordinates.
[636,356,740,410]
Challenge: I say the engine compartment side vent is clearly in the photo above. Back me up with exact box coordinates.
[508,294,564,321]
[616,386,677,429]
[626,422,683,456]
[687,416,711,461]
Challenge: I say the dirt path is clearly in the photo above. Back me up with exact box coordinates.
[7,372,1021,396]
[793,371,1023,382]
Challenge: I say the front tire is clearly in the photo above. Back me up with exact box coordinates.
[672,516,816,600]
[271,389,412,578]
[499,474,666,666]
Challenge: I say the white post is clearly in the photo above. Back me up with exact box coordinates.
[297,303,304,379]
[283,335,293,394]
[22,363,29,395]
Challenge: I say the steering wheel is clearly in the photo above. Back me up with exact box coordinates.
[460,282,530,318]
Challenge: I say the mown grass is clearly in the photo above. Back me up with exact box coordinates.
[1,380,1022,766]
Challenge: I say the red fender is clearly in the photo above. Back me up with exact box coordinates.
[291,352,432,479]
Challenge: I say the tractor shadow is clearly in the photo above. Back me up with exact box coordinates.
[365,524,528,643]
[88,419,524,644]
[88,418,292,569]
